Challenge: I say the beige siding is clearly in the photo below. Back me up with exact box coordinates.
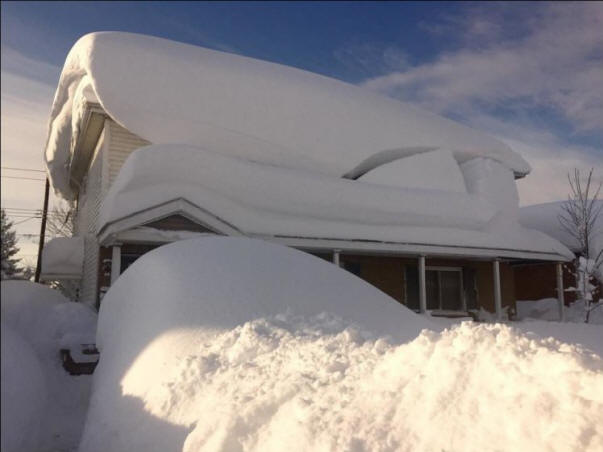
[107,120,150,186]
[74,127,107,309]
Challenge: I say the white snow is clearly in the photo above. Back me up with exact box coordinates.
[99,144,574,260]
[1,324,47,452]
[0,281,98,452]
[44,31,530,199]
[78,237,602,452]
[358,149,468,193]
[40,236,84,279]
[520,200,603,257]
[461,157,520,225]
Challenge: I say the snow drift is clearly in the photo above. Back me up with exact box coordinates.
[0,281,98,452]
[44,31,530,199]
[80,237,602,452]
[1,324,47,452]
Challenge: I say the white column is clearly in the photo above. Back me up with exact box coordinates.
[333,249,341,267]
[419,255,427,313]
[493,259,502,321]
[110,245,122,285]
[556,262,565,322]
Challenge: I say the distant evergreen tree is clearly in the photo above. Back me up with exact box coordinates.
[1,208,23,280]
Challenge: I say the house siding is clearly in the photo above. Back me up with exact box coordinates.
[74,126,107,309]
[107,119,150,186]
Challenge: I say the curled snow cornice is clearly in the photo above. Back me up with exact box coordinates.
[44,32,531,198]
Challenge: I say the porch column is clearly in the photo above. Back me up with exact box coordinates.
[418,255,427,313]
[493,259,502,321]
[110,245,122,285]
[556,262,565,322]
[333,249,341,267]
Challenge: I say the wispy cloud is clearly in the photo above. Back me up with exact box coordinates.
[364,3,603,133]
[360,2,603,205]
[1,46,63,266]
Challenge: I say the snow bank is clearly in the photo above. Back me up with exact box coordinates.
[1,324,47,452]
[80,237,602,452]
[1,281,98,452]
[41,236,84,280]
[517,297,603,324]
[44,31,530,199]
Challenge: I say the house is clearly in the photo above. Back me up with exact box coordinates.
[39,32,574,319]
[516,201,602,304]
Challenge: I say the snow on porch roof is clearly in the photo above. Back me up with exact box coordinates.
[44,32,530,199]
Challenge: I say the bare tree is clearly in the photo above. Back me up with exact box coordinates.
[45,200,79,300]
[46,200,76,239]
[559,168,602,322]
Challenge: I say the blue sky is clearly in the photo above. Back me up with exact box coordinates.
[1,1,602,264]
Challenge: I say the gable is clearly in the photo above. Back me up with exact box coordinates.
[142,214,217,233]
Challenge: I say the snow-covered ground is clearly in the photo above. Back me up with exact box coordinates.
[1,281,97,452]
[2,237,602,452]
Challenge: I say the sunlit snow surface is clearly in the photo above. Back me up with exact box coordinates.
[78,237,603,452]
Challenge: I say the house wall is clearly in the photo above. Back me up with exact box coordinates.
[514,262,585,304]
[338,254,515,314]
[107,119,150,186]
[74,126,108,309]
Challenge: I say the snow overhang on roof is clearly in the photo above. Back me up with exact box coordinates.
[40,236,84,281]
[44,32,530,199]
[97,144,572,262]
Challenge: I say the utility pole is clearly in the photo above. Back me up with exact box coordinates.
[34,177,50,282]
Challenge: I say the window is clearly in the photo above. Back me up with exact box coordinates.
[405,266,470,311]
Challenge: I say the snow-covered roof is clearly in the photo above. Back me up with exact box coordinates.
[40,236,84,280]
[520,201,603,259]
[99,145,573,261]
[44,32,530,199]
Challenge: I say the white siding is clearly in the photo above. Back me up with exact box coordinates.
[107,120,150,186]
[73,119,148,308]
[74,126,108,309]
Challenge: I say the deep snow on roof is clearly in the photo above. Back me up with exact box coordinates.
[99,144,573,260]
[44,32,530,199]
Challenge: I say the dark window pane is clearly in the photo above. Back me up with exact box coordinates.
[463,268,478,310]
[440,271,462,310]
[344,262,362,277]
[405,266,419,310]
[426,270,440,310]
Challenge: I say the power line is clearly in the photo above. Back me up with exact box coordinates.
[1,166,46,173]
[13,216,40,225]
[1,175,46,181]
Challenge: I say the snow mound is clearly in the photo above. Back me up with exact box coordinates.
[1,281,98,452]
[1,324,47,452]
[83,313,603,452]
[44,31,530,199]
[1,280,96,351]
[80,237,602,452]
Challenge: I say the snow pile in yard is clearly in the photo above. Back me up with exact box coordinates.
[80,237,602,452]
[1,281,98,452]
[518,297,603,325]
[1,324,47,452]
[44,31,530,199]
